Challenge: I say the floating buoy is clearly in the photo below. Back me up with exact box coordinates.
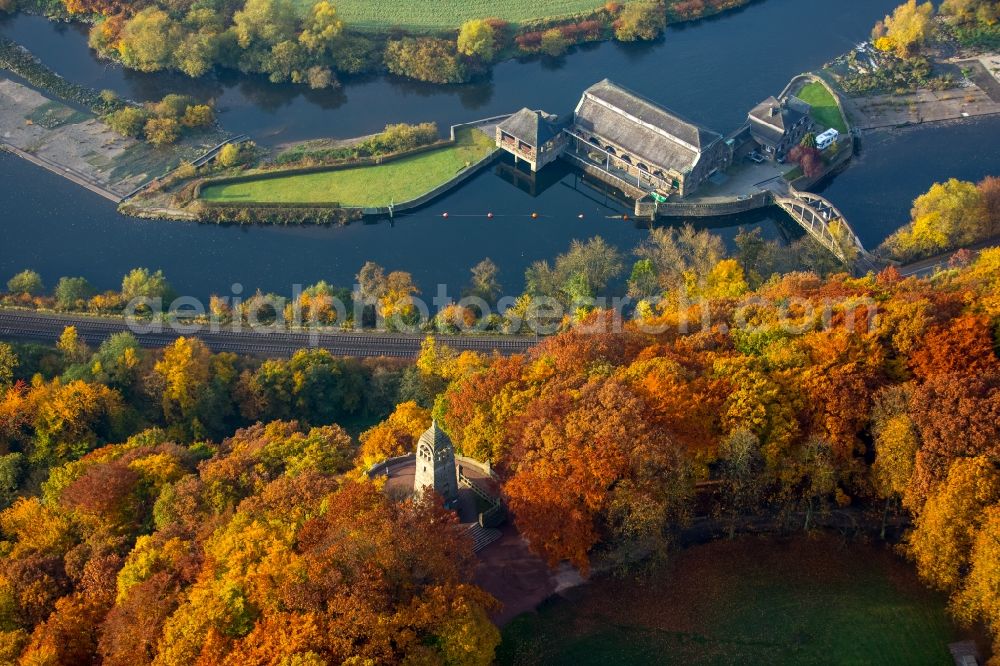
[578,213,584,219]
[487,212,494,219]
[531,212,539,219]
[623,214,629,221]
[442,212,449,218]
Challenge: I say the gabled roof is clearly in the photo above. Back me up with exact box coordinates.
[573,79,722,173]
[497,108,564,147]
[748,95,810,147]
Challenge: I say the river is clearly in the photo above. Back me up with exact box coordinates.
[1,0,999,299]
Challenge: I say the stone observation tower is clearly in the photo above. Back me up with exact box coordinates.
[414,420,458,507]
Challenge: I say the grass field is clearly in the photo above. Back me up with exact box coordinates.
[294,0,602,31]
[498,536,960,665]
[798,82,849,134]
[199,128,496,208]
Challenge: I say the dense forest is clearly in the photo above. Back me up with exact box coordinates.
[0,244,999,663]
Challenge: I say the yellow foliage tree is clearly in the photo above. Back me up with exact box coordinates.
[885,178,985,260]
[357,401,430,469]
[877,0,935,58]
[154,337,211,418]
[908,456,1000,591]
[56,326,89,365]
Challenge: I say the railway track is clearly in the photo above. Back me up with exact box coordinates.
[0,310,538,359]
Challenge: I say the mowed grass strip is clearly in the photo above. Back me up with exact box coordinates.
[200,128,496,208]
[497,536,958,665]
[798,81,849,134]
[294,0,602,31]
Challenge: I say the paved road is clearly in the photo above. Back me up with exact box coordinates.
[0,310,538,359]
[897,239,999,278]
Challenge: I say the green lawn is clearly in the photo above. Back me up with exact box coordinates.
[200,128,497,208]
[797,81,849,134]
[294,0,602,31]
[498,536,959,665]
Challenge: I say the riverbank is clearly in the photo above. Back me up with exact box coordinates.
[823,44,1000,131]
[0,70,226,201]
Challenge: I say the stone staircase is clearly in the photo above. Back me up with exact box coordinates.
[465,523,502,552]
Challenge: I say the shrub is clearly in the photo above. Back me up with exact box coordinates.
[55,277,96,310]
[788,144,823,178]
[152,94,195,119]
[305,65,335,89]
[105,107,150,138]
[457,19,498,61]
[217,143,246,168]
[144,117,180,147]
[180,104,214,128]
[540,28,571,56]
[384,38,469,84]
[6,270,43,296]
[361,122,439,154]
[614,2,666,41]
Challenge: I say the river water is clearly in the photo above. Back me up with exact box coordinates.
[1,0,999,298]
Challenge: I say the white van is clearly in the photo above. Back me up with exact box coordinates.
[816,129,840,150]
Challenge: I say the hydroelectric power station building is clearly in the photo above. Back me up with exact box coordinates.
[495,79,733,200]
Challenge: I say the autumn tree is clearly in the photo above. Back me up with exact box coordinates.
[907,371,1000,507]
[465,258,501,306]
[457,19,497,61]
[6,270,43,296]
[952,505,1000,658]
[0,344,15,391]
[57,326,90,365]
[298,0,343,55]
[217,142,246,168]
[715,429,765,538]
[884,178,986,261]
[27,380,124,467]
[614,1,666,41]
[908,456,1000,590]
[504,378,691,569]
[357,400,431,469]
[871,386,919,536]
[54,277,95,311]
[144,117,180,147]
[873,0,935,58]
[152,337,237,440]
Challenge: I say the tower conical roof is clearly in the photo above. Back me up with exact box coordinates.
[418,420,453,452]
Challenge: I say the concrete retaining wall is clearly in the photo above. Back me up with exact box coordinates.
[196,117,507,216]
[365,452,499,481]
[367,453,416,478]
[362,148,499,216]
[455,455,499,481]
[790,139,854,191]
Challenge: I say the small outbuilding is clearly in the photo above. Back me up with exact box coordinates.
[495,108,568,172]
[747,95,813,161]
